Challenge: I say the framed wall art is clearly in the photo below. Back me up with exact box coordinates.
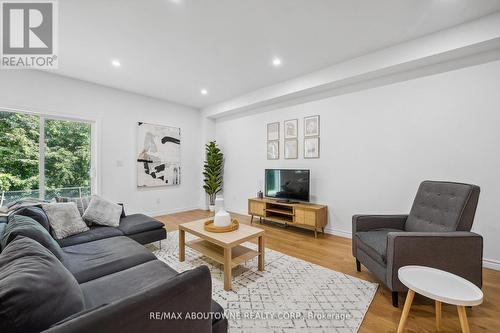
[284,139,298,159]
[284,119,298,139]
[304,115,320,137]
[267,140,279,160]
[267,122,280,141]
[304,136,320,159]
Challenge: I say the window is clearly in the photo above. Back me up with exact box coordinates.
[0,110,94,206]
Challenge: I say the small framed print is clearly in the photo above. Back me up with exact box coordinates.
[267,140,279,160]
[284,139,298,159]
[267,122,280,141]
[304,137,320,159]
[284,119,298,139]
[304,115,320,137]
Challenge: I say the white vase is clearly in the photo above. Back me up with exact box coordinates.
[214,209,231,227]
[209,205,215,212]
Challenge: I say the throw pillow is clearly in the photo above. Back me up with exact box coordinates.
[1,215,63,260]
[12,206,51,231]
[41,202,89,239]
[82,195,122,227]
[56,196,91,217]
[0,236,84,332]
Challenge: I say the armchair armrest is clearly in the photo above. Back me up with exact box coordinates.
[386,232,483,291]
[45,266,213,333]
[352,214,408,233]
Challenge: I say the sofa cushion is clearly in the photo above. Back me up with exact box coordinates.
[61,236,156,283]
[128,228,167,245]
[83,195,122,227]
[80,260,178,308]
[356,228,401,265]
[119,214,164,235]
[406,181,480,233]
[1,215,63,259]
[0,237,84,333]
[12,206,51,231]
[57,225,124,247]
[41,202,89,239]
[56,196,91,217]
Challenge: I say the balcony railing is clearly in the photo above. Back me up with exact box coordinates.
[0,186,91,206]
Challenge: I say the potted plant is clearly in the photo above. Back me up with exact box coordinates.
[203,141,223,211]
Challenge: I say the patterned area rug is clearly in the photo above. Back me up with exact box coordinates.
[151,231,378,333]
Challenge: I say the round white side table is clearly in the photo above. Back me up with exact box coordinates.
[397,266,483,333]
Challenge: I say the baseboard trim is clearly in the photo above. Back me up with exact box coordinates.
[323,227,352,239]
[483,258,500,271]
[146,206,202,218]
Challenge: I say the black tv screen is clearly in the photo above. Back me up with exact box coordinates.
[265,169,310,202]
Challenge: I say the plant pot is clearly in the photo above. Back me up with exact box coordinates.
[209,205,215,212]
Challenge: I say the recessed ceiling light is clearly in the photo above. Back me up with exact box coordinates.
[201,89,208,95]
[272,57,282,67]
[111,59,121,67]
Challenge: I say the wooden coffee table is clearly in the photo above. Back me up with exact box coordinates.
[178,219,265,291]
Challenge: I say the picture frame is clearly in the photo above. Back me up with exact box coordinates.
[267,122,280,141]
[304,115,320,137]
[304,136,320,159]
[284,139,298,159]
[137,122,181,186]
[267,140,279,160]
[284,119,298,139]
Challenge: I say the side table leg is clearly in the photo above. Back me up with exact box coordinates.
[457,306,470,333]
[435,301,442,331]
[397,289,415,333]
[258,235,265,271]
[224,247,232,291]
[179,229,185,262]
[250,215,254,224]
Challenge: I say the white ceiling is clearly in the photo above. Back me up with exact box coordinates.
[55,0,500,108]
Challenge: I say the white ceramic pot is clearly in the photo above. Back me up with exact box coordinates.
[214,209,231,227]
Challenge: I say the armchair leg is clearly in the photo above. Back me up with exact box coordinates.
[356,259,361,272]
[392,291,399,308]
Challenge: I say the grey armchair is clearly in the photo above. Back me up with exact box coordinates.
[352,181,483,307]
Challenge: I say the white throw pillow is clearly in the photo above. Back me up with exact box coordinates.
[41,202,89,239]
[82,195,122,227]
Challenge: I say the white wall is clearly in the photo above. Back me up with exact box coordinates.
[0,70,203,216]
[215,59,500,268]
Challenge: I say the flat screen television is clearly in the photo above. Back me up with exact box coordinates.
[265,169,310,203]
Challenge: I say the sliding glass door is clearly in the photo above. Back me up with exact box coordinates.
[0,110,94,206]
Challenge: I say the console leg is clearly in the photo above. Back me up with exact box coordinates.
[392,291,399,308]
[356,259,361,272]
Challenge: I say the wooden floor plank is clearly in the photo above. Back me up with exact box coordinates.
[156,209,500,333]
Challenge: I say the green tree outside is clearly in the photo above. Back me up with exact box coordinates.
[0,111,91,203]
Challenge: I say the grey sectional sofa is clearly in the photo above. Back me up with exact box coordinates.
[0,206,228,333]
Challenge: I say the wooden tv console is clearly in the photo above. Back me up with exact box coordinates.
[248,198,328,238]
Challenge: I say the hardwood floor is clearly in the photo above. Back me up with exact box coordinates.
[156,209,500,333]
